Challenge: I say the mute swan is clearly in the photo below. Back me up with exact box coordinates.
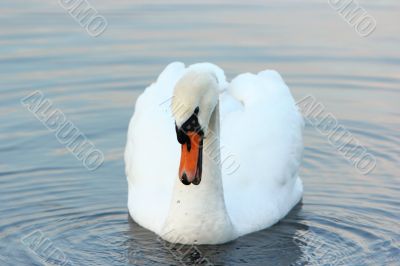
[125,62,304,244]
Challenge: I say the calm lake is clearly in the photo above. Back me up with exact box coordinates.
[0,0,399,265]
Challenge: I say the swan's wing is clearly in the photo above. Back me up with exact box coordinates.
[125,62,228,233]
[125,62,185,232]
[220,70,304,235]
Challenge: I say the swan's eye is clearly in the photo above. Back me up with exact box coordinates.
[180,108,203,136]
[175,107,204,150]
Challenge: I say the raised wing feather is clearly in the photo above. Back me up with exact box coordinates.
[220,70,304,235]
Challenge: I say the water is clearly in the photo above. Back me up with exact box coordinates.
[1,0,399,265]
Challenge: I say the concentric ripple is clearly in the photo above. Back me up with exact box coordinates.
[1,0,400,265]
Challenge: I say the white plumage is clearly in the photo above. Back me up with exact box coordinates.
[125,62,304,244]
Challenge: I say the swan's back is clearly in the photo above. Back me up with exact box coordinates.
[125,62,303,237]
[219,70,304,236]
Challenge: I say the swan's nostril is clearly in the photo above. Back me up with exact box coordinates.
[180,173,191,185]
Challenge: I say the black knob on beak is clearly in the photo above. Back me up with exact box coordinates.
[180,172,191,185]
[175,124,189,145]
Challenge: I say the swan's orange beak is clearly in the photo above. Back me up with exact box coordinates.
[179,132,203,185]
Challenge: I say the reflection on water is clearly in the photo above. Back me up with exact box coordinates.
[124,205,307,265]
[0,0,399,265]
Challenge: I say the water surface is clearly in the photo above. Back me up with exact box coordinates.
[0,0,399,265]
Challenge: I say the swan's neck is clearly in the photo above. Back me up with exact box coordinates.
[161,104,236,244]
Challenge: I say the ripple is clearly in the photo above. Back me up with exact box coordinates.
[1,0,400,265]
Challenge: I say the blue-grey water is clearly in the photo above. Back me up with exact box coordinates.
[0,0,399,265]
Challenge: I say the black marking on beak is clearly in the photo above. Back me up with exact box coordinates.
[176,107,203,136]
[175,106,205,185]
[180,173,191,185]
[175,106,204,152]
[175,124,189,145]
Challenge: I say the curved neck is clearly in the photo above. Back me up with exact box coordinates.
[161,103,236,244]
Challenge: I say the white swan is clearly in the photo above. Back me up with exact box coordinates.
[125,62,304,244]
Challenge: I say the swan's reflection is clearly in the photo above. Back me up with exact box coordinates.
[125,202,308,265]
[195,202,307,265]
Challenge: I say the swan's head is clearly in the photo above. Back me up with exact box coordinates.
[172,70,219,186]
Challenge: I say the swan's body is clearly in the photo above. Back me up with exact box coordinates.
[125,62,304,244]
